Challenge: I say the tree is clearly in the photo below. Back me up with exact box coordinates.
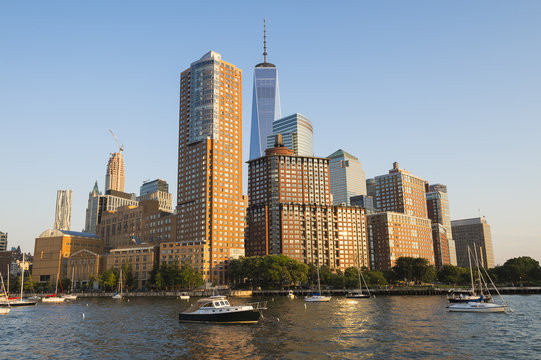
[100,269,118,291]
[392,257,436,284]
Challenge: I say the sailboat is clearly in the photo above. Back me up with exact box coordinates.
[448,246,508,313]
[0,272,10,315]
[8,254,38,307]
[346,266,373,299]
[42,251,66,303]
[62,268,77,300]
[305,264,331,302]
[112,268,124,299]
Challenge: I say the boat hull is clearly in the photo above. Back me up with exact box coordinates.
[305,296,331,302]
[448,304,507,313]
[42,297,66,303]
[4,300,38,307]
[346,294,370,299]
[178,310,261,324]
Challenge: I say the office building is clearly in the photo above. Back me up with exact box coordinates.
[432,223,450,269]
[177,51,244,285]
[374,162,428,218]
[246,138,369,271]
[104,244,159,290]
[426,184,456,265]
[249,20,282,160]
[0,231,7,251]
[266,113,313,157]
[350,195,377,214]
[451,217,495,269]
[54,189,73,231]
[137,179,173,213]
[366,178,376,198]
[105,152,125,192]
[328,149,366,205]
[368,212,434,270]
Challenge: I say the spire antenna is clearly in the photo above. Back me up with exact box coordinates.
[263,18,268,63]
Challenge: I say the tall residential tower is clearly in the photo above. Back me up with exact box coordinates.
[249,20,281,160]
[177,51,244,285]
[54,189,73,231]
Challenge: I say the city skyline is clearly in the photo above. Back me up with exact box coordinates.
[1,2,540,265]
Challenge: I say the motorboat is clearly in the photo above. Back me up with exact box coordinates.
[0,307,9,315]
[62,294,77,300]
[287,290,295,299]
[178,295,266,323]
[345,291,370,299]
[179,292,190,301]
[42,295,66,303]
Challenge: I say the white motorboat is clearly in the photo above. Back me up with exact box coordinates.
[305,265,331,302]
[179,295,266,323]
[42,296,66,303]
[179,292,190,301]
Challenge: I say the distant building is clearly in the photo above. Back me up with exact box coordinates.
[328,149,367,206]
[366,178,376,198]
[97,200,175,250]
[0,231,7,251]
[54,189,73,231]
[84,181,138,234]
[104,244,159,290]
[368,212,434,270]
[350,195,377,214]
[432,223,450,269]
[105,152,125,193]
[266,113,314,157]
[451,217,495,269]
[137,179,173,213]
[426,184,456,266]
[246,137,369,271]
[374,162,428,218]
[159,241,211,277]
[67,249,102,290]
[32,229,104,286]
[249,22,282,160]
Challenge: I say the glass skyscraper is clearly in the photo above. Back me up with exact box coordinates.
[328,149,366,205]
[249,23,282,160]
[266,113,314,157]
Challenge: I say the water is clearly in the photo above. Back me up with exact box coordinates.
[1,295,540,359]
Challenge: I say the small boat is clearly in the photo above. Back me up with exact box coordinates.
[112,268,124,299]
[0,273,10,315]
[42,251,66,303]
[7,254,38,307]
[447,245,509,313]
[305,265,331,302]
[178,295,266,323]
[346,265,373,299]
[287,290,295,299]
[179,292,190,301]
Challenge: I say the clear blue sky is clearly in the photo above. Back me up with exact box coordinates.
[1,1,540,265]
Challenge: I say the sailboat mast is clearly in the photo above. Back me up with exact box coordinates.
[468,246,474,294]
[20,253,25,299]
[55,250,62,295]
[7,264,10,296]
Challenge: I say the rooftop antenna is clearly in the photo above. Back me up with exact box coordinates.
[263,18,268,63]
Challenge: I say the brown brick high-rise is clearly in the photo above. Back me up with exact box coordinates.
[177,51,244,285]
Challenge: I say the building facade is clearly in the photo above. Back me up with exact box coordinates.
[432,223,450,269]
[368,212,434,270]
[350,195,377,214]
[67,249,102,290]
[32,229,104,285]
[137,179,173,213]
[104,244,159,290]
[105,152,125,193]
[266,113,314,157]
[246,140,369,271]
[328,149,367,205]
[0,231,7,251]
[451,217,495,269]
[249,21,281,160]
[426,184,456,265]
[54,189,73,231]
[177,51,245,285]
[374,162,428,218]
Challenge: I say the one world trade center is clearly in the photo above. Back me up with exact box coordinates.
[249,20,282,160]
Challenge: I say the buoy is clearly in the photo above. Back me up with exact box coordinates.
[82,313,85,319]
[271,298,274,302]
[304,303,307,309]
[86,304,89,307]
[277,318,280,322]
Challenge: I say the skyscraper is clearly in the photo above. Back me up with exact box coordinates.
[249,20,281,160]
[328,149,367,205]
[452,217,495,269]
[266,113,314,157]
[105,152,125,192]
[177,51,244,285]
[426,184,456,266]
[54,189,73,231]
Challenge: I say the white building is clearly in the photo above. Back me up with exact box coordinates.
[328,149,366,205]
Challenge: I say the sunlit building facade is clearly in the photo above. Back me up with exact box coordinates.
[177,51,245,285]
[426,184,456,265]
[451,217,495,269]
[328,149,366,205]
[266,113,314,157]
[105,152,125,193]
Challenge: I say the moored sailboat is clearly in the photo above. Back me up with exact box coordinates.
[0,273,10,315]
[112,268,124,299]
[8,254,38,307]
[42,251,66,303]
[305,264,331,302]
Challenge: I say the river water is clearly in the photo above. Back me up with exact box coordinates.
[1,295,539,359]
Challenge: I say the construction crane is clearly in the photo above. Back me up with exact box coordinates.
[109,129,124,153]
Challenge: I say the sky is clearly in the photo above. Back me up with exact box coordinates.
[1,1,540,265]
